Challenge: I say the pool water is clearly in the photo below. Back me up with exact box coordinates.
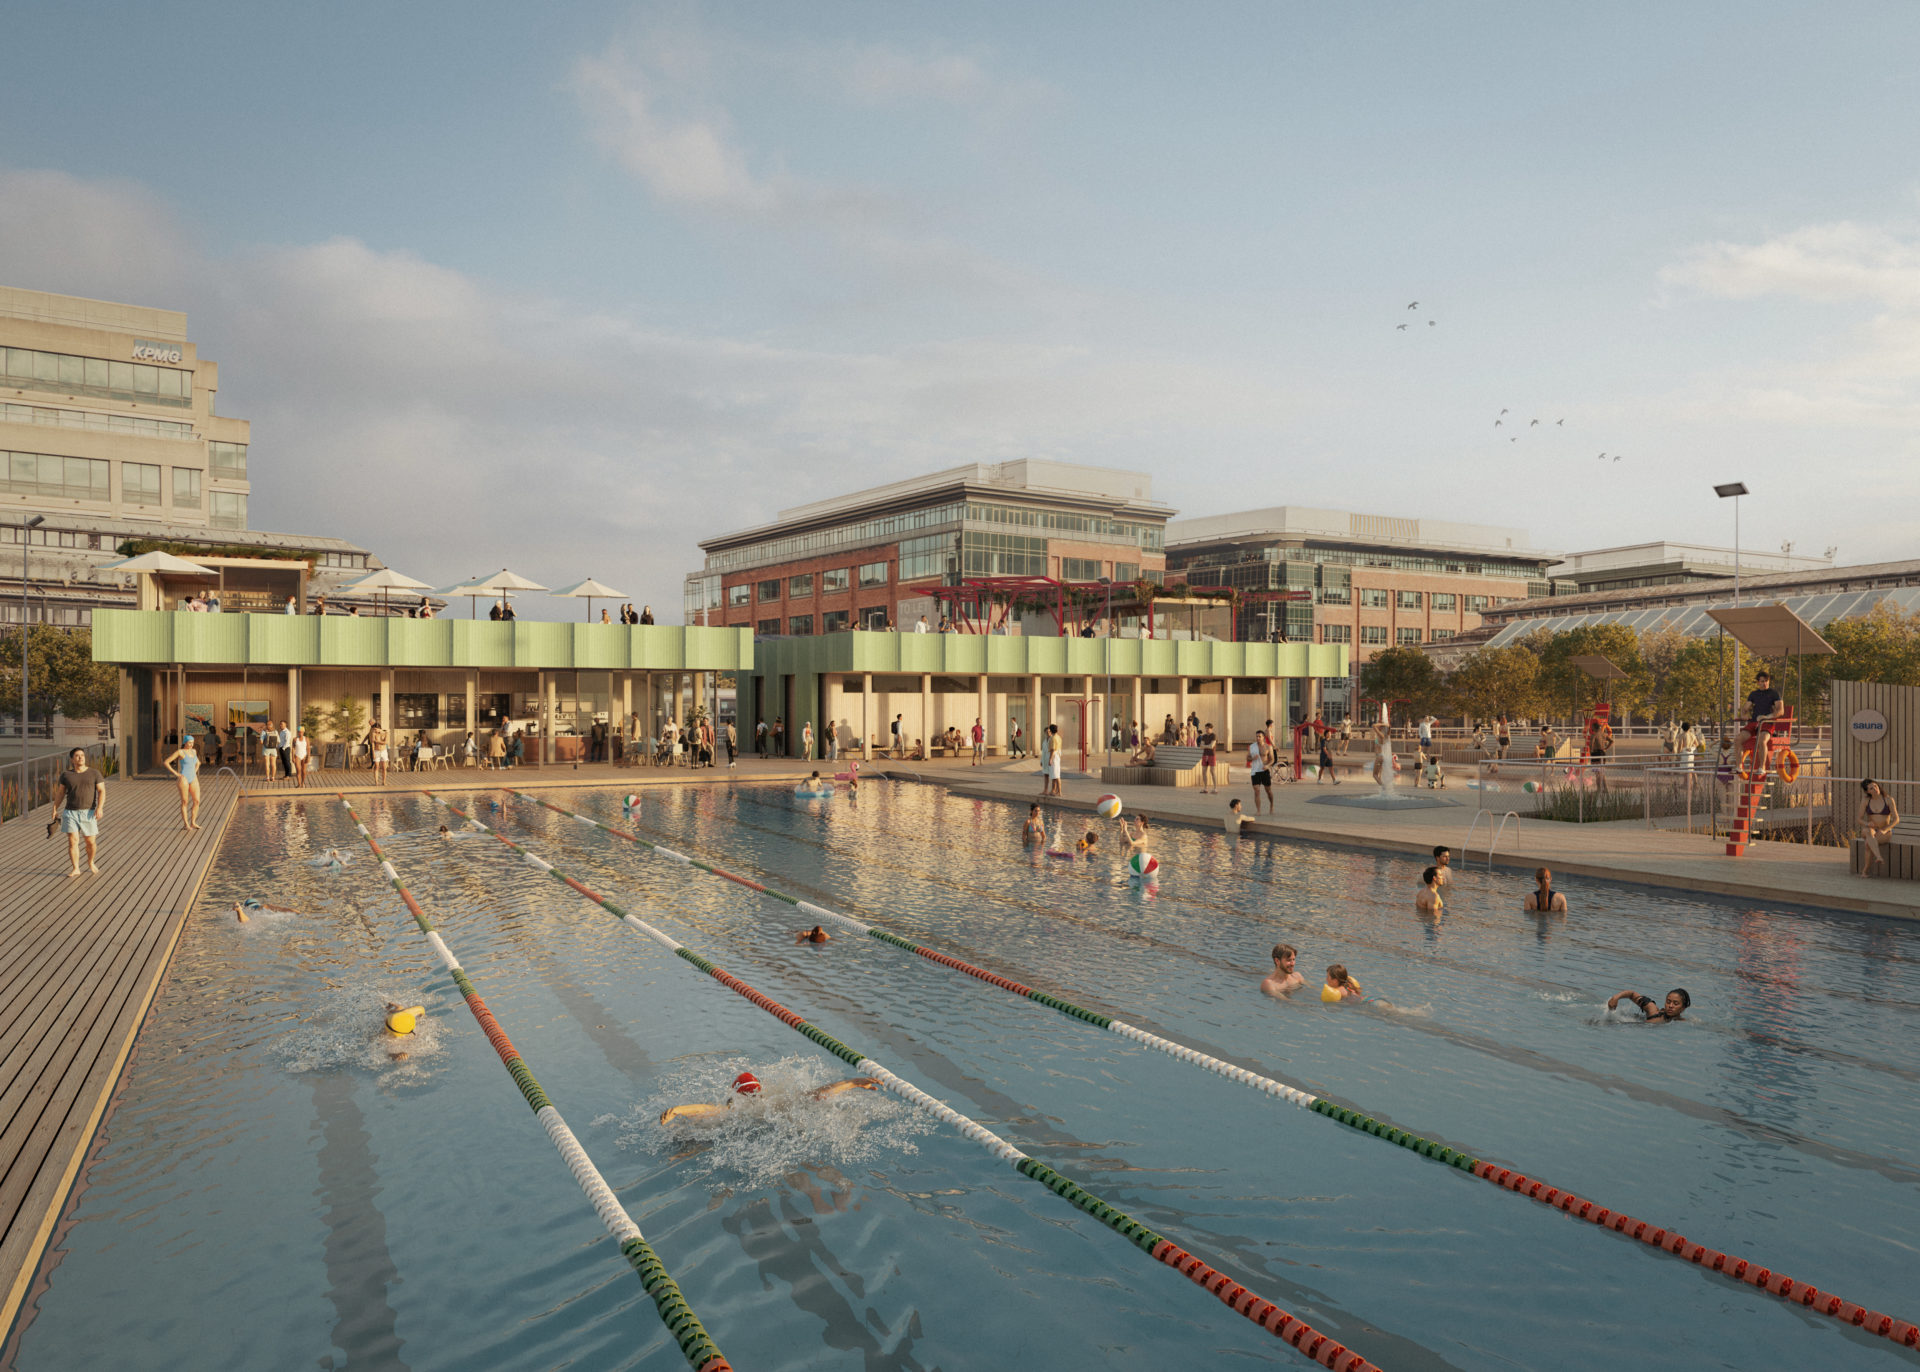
[10,781,1919,1370]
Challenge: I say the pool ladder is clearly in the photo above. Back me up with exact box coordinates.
[1464,810,1521,869]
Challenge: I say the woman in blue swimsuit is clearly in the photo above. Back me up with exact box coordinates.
[163,735,203,831]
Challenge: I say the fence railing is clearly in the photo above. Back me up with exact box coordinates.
[0,741,118,824]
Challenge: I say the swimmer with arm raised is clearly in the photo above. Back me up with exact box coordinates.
[1607,988,1691,1022]
[231,897,298,923]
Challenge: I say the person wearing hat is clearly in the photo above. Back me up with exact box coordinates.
[659,1069,880,1124]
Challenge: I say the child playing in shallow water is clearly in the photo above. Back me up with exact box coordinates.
[1077,827,1100,854]
[1321,964,1363,1003]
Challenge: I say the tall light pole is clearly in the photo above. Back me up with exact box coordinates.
[1714,482,1748,732]
[20,514,44,783]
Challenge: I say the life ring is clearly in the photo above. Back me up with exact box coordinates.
[1776,748,1800,784]
[1736,747,1760,783]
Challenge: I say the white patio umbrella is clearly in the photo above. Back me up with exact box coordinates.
[343,566,436,616]
[552,577,628,623]
[457,569,549,620]
[99,550,218,575]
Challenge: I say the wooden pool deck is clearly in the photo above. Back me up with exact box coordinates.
[0,774,240,1344]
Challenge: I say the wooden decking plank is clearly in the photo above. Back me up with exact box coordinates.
[0,778,237,1341]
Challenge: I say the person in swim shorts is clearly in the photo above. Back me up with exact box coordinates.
[51,747,106,876]
[1321,964,1362,1002]
[1261,942,1304,998]
[1248,733,1274,812]
[660,1069,880,1124]
[1608,987,1690,1022]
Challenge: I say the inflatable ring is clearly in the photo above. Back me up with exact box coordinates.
[1736,747,1759,783]
[1776,748,1800,784]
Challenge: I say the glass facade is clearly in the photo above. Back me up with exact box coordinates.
[2,401,193,439]
[1061,557,1103,580]
[1,451,110,502]
[209,491,247,529]
[682,572,721,622]
[1174,540,1543,582]
[899,531,959,582]
[172,467,201,510]
[3,347,192,407]
[1319,586,1351,605]
[209,441,248,476]
[123,462,162,507]
[961,531,1046,577]
[1115,561,1139,582]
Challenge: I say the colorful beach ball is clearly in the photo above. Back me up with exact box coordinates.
[1303,765,1318,777]
[624,794,638,809]
[1128,852,1160,878]
[1522,780,1539,793]
[1095,793,1123,819]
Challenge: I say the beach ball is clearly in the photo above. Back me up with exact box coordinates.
[1128,852,1160,878]
[624,793,638,808]
[1522,780,1539,793]
[1304,765,1318,778]
[385,1009,416,1036]
[1095,794,1123,819]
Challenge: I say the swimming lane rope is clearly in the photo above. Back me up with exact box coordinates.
[493,789,1920,1351]
[333,796,733,1372]
[431,793,1382,1371]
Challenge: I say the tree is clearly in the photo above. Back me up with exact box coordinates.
[1661,635,1759,734]
[1445,645,1540,724]
[1638,623,1690,721]
[1531,624,1651,723]
[1359,646,1444,716]
[0,627,119,724]
[321,693,367,743]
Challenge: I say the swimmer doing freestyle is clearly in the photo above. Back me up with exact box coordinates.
[794,924,831,944]
[1608,987,1691,1022]
[660,1069,880,1124]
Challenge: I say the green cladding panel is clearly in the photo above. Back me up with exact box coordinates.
[91,610,754,671]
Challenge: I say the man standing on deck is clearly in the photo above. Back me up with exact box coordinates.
[49,747,105,876]
[971,716,986,766]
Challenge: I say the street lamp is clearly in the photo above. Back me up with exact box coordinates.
[20,514,44,784]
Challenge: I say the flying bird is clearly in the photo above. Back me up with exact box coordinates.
[1597,453,1607,460]
[1495,420,1503,427]
[1613,455,1622,462]
[1510,436,1518,442]
[1408,301,1419,309]
[1397,323,1408,330]
[1556,418,1565,425]
[1530,419,1540,426]
[1500,408,1509,415]
[1428,320,1436,326]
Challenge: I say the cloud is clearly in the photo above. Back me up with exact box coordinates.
[1662,221,1920,308]
[572,50,774,212]
[0,168,1301,614]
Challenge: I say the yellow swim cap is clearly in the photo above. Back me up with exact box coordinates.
[385,1010,417,1035]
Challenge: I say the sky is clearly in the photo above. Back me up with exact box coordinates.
[5,1,1920,619]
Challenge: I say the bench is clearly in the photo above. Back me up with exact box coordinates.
[1853,819,1920,879]
[1143,745,1229,788]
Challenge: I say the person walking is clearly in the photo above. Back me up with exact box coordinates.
[802,720,814,760]
[1337,717,1352,755]
[725,720,737,765]
[825,719,839,762]
[163,734,204,830]
[50,746,106,875]
[262,720,280,781]
[972,717,986,766]
[891,713,904,758]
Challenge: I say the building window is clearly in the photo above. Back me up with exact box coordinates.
[858,606,890,629]
[209,491,247,529]
[822,609,850,632]
[1467,595,1490,611]
[1318,586,1351,605]
[1,451,110,502]
[1115,561,1139,582]
[1061,557,1103,581]
[1359,588,1389,608]
[1396,590,1422,609]
[788,573,813,598]
[1322,624,1352,643]
[683,572,721,622]
[123,462,162,507]
[727,583,750,608]
[1432,593,1456,611]
[858,561,889,587]
[757,618,781,636]
[899,532,957,581]
[3,347,192,407]
[1433,628,1456,640]
[395,693,439,729]
[821,568,849,593]
[209,442,248,476]
[758,579,781,603]
[172,467,201,510]
[1360,625,1389,645]
[961,530,1046,577]
[1397,627,1423,645]
[476,693,511,727]
[788,615,814,636]
[2,401,195,439]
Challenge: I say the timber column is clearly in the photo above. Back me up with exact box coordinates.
[862,672,873,761]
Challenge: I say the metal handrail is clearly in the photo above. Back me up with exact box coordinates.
[1463,810,1493,866]
[1489,811,1521,868]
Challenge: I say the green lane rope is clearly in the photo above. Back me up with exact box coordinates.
[334,797,732,1372]
[431,793,1383,1372]
[494,789,1920,1350]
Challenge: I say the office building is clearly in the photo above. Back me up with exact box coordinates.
[1546,541,1834,597]
[685,460,1172,633]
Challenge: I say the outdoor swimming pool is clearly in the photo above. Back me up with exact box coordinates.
[8,780,1918,1369]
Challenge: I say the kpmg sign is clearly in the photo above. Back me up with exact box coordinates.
[1850,708,1888,744]
[131,339,184,364]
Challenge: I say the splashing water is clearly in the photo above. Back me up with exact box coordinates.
[609,1054,937,1190]
[279,977,447,1083]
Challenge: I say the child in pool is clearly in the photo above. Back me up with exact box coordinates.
[1321,964,1363,1003]
[1077,828,1099,854]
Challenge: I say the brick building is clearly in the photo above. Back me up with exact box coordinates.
[685,460,1172,632]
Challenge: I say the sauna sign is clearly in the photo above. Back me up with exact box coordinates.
[1850,708,1887,744]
